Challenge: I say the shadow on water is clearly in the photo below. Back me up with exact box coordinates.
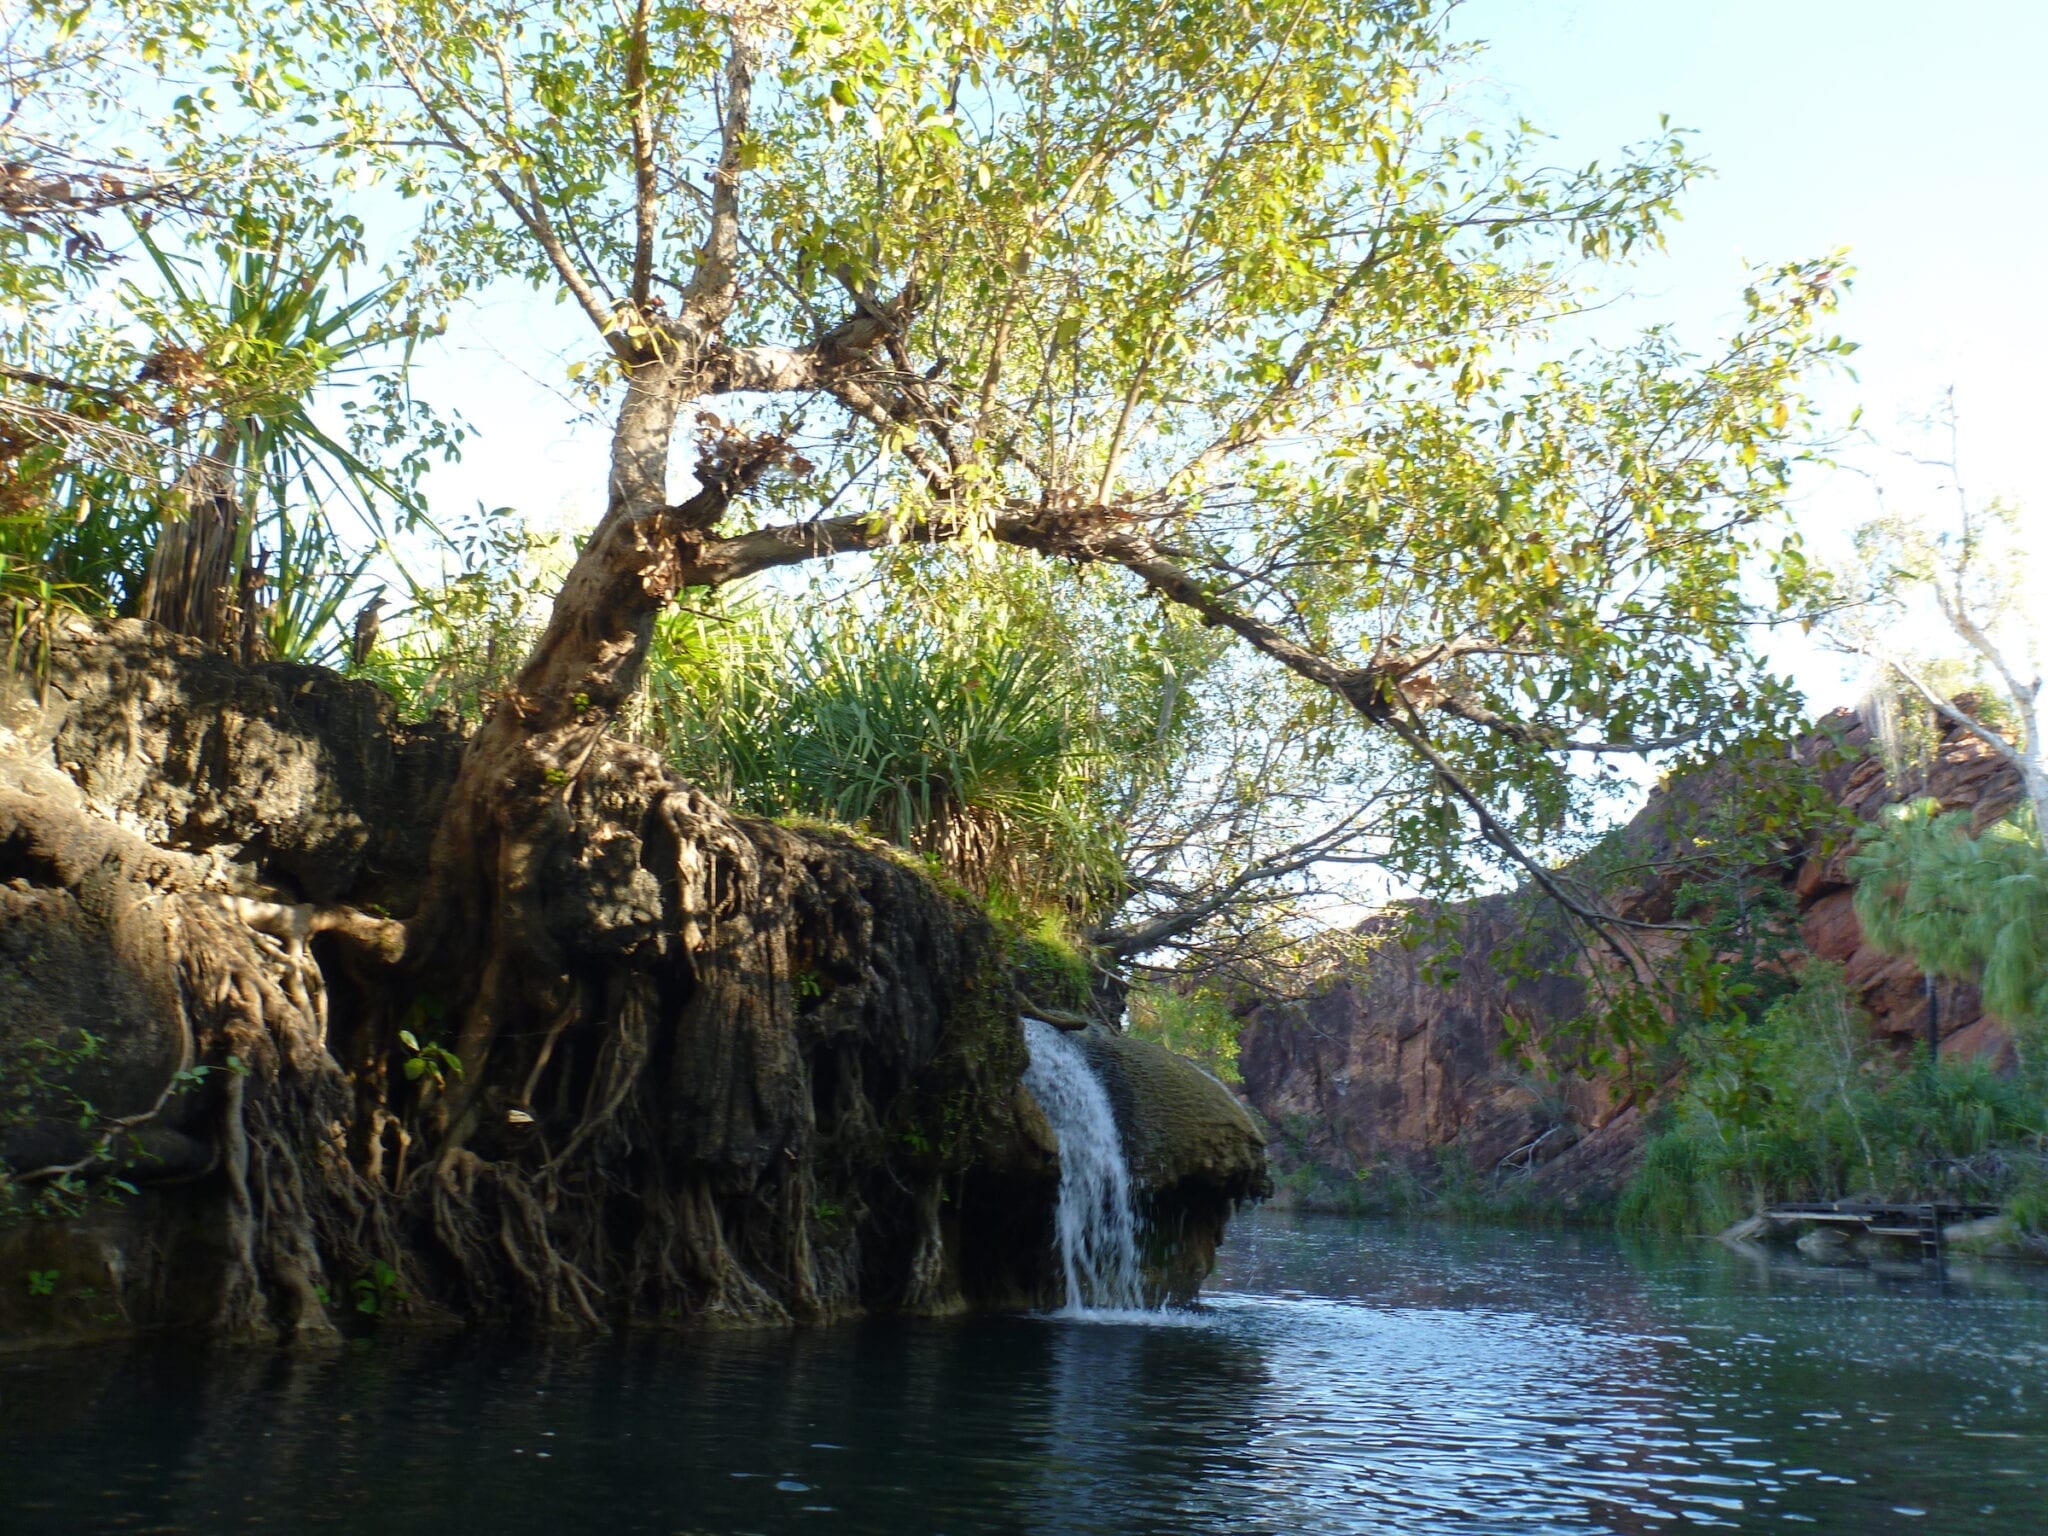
[5,1209,2047,1535]
[0,1309,1271,1536]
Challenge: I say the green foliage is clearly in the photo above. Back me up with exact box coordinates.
[170,0,1843,914]
[1850,801,2048,1034]
[350,1259,405,1317]
[1126,984,1242,1084]
[126,215,454,660]
[0,1025,134,1221]
[3,1,1867,1049]
[1619,966,2048,1232]
[1619,1132,1735,1235]
[2,202,457,658]
[355,505,562,720]
[395,994,463,1094]
[397,1031,463,1093]
[644,560,1172,915]
[1268,1139,1593,1225]
[2007,1163,2048,1239]
[1008,915,1094,1013]
[1498,743,1836,1098]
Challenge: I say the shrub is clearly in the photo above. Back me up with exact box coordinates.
[1619,964,2048,1232]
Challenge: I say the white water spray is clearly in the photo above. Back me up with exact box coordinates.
[1020,1018,1147,1313]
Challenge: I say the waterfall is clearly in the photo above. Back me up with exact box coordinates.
[1020,1018,1147,1313]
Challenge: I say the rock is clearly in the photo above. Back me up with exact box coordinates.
[1076,1027,1267,1197]
[1237,893,1627,1208]
[1235,701,2030,1215]
[1943,1015,2020,1072]
[2,621,1263,1344]
[1719,1214,1768,1245]
[1793,853,1847,904]
[1,618,463,909]
[1072,1026,1269,1302]
[1944,1215,2007,1245]
[1799,890,1862,961]
[1795,1226,1854,1261]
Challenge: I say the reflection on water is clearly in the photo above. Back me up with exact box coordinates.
[3,1209,2045,1534]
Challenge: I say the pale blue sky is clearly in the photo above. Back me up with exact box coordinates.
[1453,0,2048,704]
[411,0,2047,711]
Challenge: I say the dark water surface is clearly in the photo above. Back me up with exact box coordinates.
[4,1209,2046,1535]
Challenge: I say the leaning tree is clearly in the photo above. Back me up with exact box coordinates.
[5,0,1847,1328]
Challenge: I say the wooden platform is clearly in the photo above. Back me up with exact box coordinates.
[1761,1200,2003,1259]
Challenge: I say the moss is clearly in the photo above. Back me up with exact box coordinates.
[1004,912,1093,1012]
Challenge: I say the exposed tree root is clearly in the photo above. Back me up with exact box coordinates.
[3,703,1062,1336]
[0,627,1281,1343]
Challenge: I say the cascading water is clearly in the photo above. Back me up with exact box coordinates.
[1020,1017,1147,1313]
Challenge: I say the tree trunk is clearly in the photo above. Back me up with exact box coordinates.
[138,455,240,644]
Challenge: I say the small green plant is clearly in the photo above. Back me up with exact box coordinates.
[25,1269,59,1297]
[398,1030,463,1092]
[351,1259,405,1316]
[793,967,824,1001]
[395,993,463,1092]
[0,1026,143,1220]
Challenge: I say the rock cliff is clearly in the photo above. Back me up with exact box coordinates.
[0,619,1256,1346]
[1237,709,2026,1211]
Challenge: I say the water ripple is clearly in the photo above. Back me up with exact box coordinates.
[3,1210,2046,1534]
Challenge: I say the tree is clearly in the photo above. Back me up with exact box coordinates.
[1,6,455,658]
[5,0,1848,1327]
[1851,801,2048,1038]
[1829,399,2045,837]
[204,0,1838,946]
[1825,401,2046,1041]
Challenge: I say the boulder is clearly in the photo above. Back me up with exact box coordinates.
[1072,1026,1269,1302]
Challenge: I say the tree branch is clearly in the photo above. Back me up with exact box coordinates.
[625,0,659,309]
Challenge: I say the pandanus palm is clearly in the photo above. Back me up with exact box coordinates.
[124,214,434,661]
[648,600,1124,916]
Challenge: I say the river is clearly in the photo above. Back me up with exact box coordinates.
[4,1209,2045,1534]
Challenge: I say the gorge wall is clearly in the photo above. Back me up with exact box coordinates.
[0,619,1263,1346]
[1237,708,2026,1212]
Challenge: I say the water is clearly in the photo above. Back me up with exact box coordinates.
[1018,1018,1144,1313]
[5,1209,2047,1534]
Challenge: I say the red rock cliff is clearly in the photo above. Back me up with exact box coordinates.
[1236,708,2026,1206]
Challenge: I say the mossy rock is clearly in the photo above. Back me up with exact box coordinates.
[1008,924,1093,1014]
[1069,1025,1269,1303]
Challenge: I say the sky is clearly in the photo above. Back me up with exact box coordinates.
[1452,0,2048,707]
[406,0,2048,718]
